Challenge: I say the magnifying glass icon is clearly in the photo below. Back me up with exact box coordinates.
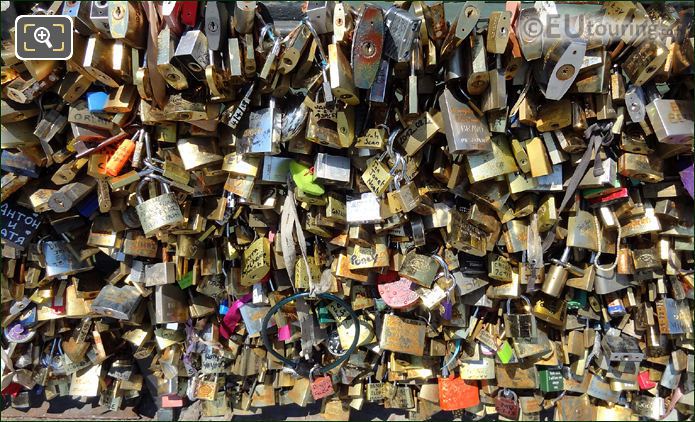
[34,27,53,49]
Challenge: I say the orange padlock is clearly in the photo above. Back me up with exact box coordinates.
[105,136,137,177]
[438,375,480,411]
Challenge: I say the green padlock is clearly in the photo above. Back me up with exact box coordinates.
[497,340,514,364]
[317,305,335,324]
[539,367,564,392]
[567,289,587,311]
[178,271,193,289]
[289,160,325,196]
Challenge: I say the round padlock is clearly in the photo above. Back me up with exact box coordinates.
[378,277,419,309]
[325,330,345,357]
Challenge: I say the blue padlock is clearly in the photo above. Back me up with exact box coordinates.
[86,91,108,113]
[219,299,229,315]
[76,193,99,218]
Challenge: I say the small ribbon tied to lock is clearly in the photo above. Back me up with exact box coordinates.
[261,292,360,376]
[220,293,252,339]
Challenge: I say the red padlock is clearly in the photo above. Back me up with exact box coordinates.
[495,388,520,420]
[310,367,335,400]
[162,1,183,35]
[179,1,199,27]
[438,375,479,411]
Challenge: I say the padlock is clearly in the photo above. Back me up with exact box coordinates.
[309,366,335,400]
[240,237,271,286]
[237,98,281,155]
[531,292,567,327]
[542,247,585,297]
[600,334,644,362]
[154,284,190,324]
[351,5,384,89]
[377,277,419,310]
[1,3,694,419]
[134,176,184,237]
[438,375,479,411]
[540,40,586,101]
[91,285,142,320]
[398,251,439,288]
[503,296,537,339]
[173,30,209,82]
[108,1,146,49]
[314,153,350,184]
[42,240,92,278]
[646,99,694,144]
[439,88,491,154]
[383,7,420,63]
[328,43,358,105]
[83,37,129,88]
[495,389,520,420]
[623,39,668,87]
[379,313,426,356]
[538,367,564,393]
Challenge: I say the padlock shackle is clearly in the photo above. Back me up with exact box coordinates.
[431,254,449,278]
[260,292,360,376]
[376,123,391,137]
[301,19,325,62]
[135,177,151,204]
[389,154,407,186]
[142,130,152,161]
[151,174,173,194]
[378,127,402,164]
[499,387,518,401]
[136,176,172,204]
[441,338,461,376]
[505,295,531,314]
[431,254,455,295]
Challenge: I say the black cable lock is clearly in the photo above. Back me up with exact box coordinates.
[260,292,360,376]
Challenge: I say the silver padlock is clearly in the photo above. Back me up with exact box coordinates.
[646,99,694,144]
[134,176,184,237]
[593,266,632,295]
[91,285,142,320]
[383,7,421,62]
[503,296,537,339]
[237,97,280,155]
[154,284,190,324]
[42,240,92,278]
[173,30,210,82]
[145,262,178,287]
[305,1,335,35]
[314,153,350,184]
[600,334,644,362]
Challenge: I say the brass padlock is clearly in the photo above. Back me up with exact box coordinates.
[134,176,184,237]
[398,251,439,288]
[439,88,491,154]
[379,313,426,356]
[240,237,271,286]
[503,296,537,339]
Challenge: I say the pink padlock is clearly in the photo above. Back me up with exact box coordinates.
[378,277,419,309]
[637,369,657,390]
